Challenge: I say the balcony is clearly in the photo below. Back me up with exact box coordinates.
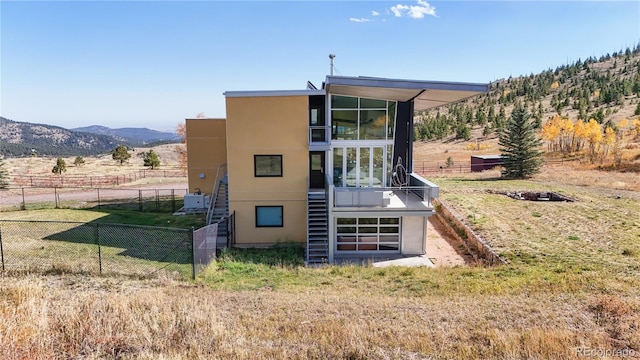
[329,173,439,213]
[309,126,330,145]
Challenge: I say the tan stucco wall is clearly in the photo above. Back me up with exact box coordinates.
[186,118,227,195]
[401,216,426,255]
[225,95,309,245]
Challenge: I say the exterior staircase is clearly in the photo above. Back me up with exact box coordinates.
[306,191,329,264]
[208,175,229,225]
[205,174,230,248]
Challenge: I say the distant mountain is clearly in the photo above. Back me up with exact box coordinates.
[0,117,121,157]
[72,125,180,146]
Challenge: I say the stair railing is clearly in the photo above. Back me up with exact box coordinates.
[206,163,227,226]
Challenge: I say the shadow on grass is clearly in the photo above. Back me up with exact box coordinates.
[37,204,205,265]
[217,242,305,267]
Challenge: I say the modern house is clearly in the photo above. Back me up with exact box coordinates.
[186,75,488,264]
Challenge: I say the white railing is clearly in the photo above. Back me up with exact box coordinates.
[332,173,439,210]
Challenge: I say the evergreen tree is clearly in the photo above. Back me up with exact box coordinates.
[499,107,544,178]
[73,156,85,167]
[483,124,492,137]
[112,145,131,165]
[143,149,161,169]
[0,159,9,189]
[455,124,471,141]
[52,158,67,175]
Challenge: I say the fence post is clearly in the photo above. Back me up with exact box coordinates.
[21,188,26,210]
[95,223,102,274]
[155,189,159,212]
[97,188,101,208]
[54,187,59,209]
[139,190,143,211]
[0,227,5,272]
[190,227,195,280]
[171,189,175,213]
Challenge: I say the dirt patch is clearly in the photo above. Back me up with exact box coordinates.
[426,216,474,267]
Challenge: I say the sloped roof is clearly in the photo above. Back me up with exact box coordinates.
[324,76,489,111]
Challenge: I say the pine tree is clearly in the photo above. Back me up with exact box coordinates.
[499,107,544,178]
[0,159,9,189]
[52,158,67,175]
[112,145,131,165]
[73,156,85,167]
[143,149,161,169]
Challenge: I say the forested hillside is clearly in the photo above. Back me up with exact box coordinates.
[0,117,120,157]
[415,45,640,142]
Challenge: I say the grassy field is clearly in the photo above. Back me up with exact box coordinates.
[1,165,639,358]
[0,209,205,280]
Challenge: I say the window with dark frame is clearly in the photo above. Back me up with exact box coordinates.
[254,155,282,177]
[255,206,283,227]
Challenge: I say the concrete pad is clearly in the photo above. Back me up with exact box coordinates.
[372,255,435,268]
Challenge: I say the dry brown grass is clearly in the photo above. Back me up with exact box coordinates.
[2,136,639,359]
[1,274,632,359]
[3,144,184,177]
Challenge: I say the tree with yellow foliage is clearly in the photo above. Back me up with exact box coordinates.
[601,127,616,161]
[559,116,574,154]
[632,118,640,138]
[541,115,561,152]
[572,119,588,152]
[585,119,603,162]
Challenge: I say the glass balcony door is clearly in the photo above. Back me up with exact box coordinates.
[333,145,388,188]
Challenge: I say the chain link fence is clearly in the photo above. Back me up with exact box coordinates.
[193,214,234,275]
[0,220,194,280]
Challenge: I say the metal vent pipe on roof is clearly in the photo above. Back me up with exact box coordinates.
[329,54,336,76]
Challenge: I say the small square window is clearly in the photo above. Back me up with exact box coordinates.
[255,206,283,227]
[254,155,282,177]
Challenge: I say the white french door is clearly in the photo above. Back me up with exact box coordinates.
[332,144,393,188]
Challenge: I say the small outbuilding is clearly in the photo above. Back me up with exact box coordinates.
[471,155,503,172]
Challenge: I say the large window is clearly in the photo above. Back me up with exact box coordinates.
[255,206,283,227]
[254,155,282,177]
[332,145,393,187]
[331,95,397,141]
[336,217,400,252]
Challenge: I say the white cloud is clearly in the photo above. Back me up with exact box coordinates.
[371,10,380,16]
[390,0,436,19]
[349,17,371,23]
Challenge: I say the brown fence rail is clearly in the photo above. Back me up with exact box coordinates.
[413,158,570,175]
[11,169,186,188]
[0,187,189,213]
[0,220,194,279]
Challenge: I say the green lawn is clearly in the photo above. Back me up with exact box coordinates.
[0,208,204,279]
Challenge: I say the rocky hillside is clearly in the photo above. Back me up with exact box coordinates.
[415,45,640,141]
[0,117,121,157]
[0,119,181,157]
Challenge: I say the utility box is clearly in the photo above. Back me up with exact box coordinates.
[184,194,210,210]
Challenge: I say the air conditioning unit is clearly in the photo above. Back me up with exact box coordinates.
[184,194,210,210]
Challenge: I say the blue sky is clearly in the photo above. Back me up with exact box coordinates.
[1,1,639,132]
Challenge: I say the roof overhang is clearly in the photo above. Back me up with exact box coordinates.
[224,89,325,98]
[325,76,489,111]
